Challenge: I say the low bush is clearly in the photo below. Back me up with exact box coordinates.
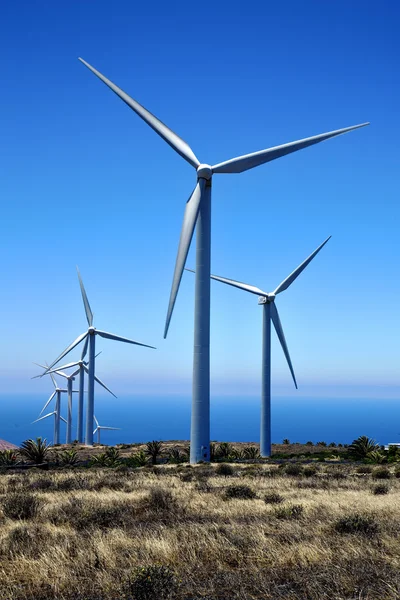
[216,463,234,477]
[334,513,379,537]
[126,450,148,468]
[303,465,318,477]
[146,487,178,512]
[283,463,303,476]
[274,503,304,520]
[126,565,178,600]
[0,449,18,466]
[59,449,79,466]
[356,465,372,474]
[264,492,284,504]
[372,484,389,495]
[3,523,48,557]
[224,485,256,500]
[372,467,391,480]
[2,492,42,520]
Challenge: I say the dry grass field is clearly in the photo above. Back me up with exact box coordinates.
[1,457,400,600]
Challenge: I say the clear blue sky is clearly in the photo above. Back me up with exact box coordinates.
[0,0,398,399]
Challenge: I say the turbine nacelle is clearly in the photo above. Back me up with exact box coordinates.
[258,294,276,305]
[197,164,212,180]
[88,326,96,335]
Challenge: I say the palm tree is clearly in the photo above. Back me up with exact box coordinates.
[145,441,164,465]
[349,436,380,460]
[19,438,51,464]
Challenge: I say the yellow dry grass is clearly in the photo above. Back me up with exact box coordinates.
[0,463,399,599]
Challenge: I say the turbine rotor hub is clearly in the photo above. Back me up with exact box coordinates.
[197,164,212,180]
[88,327,95,335]
[258,294,275,305]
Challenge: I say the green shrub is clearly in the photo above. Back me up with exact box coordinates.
[243,446,261,459]
[145,441,164,465]
[305,441,314,446]
[216,442,234,460]
[126,450,148,467]
[282,439,290,445]
[19,438,51,464]
[394,466,400,478]
[348,436,380,460]
[283,463,303,476]
[275,503,304,520]
[59,449,79,466]
[168,448,186,464]
[372,484,389,495]
[264,492,284,504]
[126,565,178,600]
[334,513,379,537]
[372,467,391,479]
[0,449,18,466]
[224,485,256,500]
[316,441,327,447]
[89,447,122,468]
[216,463,234,477]
[2,492,42,520]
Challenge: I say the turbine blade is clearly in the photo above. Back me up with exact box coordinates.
[51,370,70,380]
[32,412,55,424]
[93,374,117,399]
[212,123,369,174]
[164,181,203,338]
[60,416,67,424]
[78,58,200,169]
[273,236,331,295]
[94,416,99,428]
[44,332,88,373]
[71,367,81,377]
[81,334,89,360]
[94,351,102,359]
[185,268,267,297]
[49,372,58,389]
[96,330,156,349]
[76,267,93,327]
[39,391,56,416]
[93,427,98,435]
[270,302,297,389]
[100,426,120,431]
[48,360,81,372]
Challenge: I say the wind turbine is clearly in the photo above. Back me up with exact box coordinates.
[93,416,120,444]
[46,351,110,444]
[78,58,368,463]
[187,236,331,457]
[43,268,156,445]
[32,371,68,445]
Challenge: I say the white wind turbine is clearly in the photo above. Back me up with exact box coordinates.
[46,351,112,444]
[79,57,368,463]
[32,371,68,444]
[93,416,120,444]
[187,236,331,457]
[43,268,155,445]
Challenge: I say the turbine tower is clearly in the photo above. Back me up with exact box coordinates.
[78,57,368,462]
[43,268,155,445]
[93,416,120,444]
[32,371,68,445]
[187,236,330,457]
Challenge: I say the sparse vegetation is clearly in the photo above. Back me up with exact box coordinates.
[0,442,399,599]
[0,449,18,466]
[372,466,391,479]
[145,440,164,465]
[19,437,51,464]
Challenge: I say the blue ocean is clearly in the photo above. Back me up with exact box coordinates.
[0,395,399,448]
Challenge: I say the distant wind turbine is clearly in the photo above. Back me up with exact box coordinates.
[187,236,331,457]
[46,351,113,444]
[43,268,155,445]
[32,371,68,444]
[79,57,368,463]
[93,416,120,444]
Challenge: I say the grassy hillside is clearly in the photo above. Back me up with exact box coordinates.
[1,458,400,599]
